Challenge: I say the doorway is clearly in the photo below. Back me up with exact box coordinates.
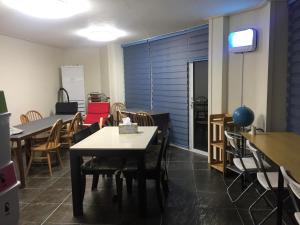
[188,60,208,155]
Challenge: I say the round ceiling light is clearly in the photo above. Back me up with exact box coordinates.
[77,25,126,42]
[2,0,90,19]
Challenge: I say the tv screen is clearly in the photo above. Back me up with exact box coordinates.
[228,29,257,53]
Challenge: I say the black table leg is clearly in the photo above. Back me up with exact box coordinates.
[16,139,25,188]
[70,152,83,217]
[137,154,147,216]
[277,167,284,225]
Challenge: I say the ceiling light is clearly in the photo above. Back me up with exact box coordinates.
[77,25,126,42]
[2,0,90,19]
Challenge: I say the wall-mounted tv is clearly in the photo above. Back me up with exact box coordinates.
[228,28,257,53]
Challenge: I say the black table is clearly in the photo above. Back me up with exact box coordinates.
[10,114,74,188]
[70,126,158,217]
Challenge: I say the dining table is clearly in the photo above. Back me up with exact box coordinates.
[70,126,158,217]
[10,114,74,188]
[241,132,300,225]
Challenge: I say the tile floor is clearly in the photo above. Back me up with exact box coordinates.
[17,146,295,225]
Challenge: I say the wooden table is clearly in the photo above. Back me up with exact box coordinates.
[10,114,74,188]
[242,132,300,225]
[70,126,158,217]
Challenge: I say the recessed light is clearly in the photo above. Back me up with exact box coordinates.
[2,0,90,19]
[77,25,126,42]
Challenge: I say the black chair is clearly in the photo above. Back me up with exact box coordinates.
[89,122,100,134]
[121,131,170,212]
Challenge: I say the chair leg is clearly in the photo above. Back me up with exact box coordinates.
[226,172,254,203]
[249,190,269,225]
[25,152,34,177]
[156,178,164,212]
[80,174,86,203]
[125,177,133,194]
[161,172,169,198]
[91,174,100,191]
[56,150,63,168]
[116,174,123,212]
[47,152,52,176]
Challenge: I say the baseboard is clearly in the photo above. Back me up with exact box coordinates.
[169,143,208,157]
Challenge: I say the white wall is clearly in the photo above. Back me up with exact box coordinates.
[0,35,63,125]
[62,48,102,101]
[227,3,271,129]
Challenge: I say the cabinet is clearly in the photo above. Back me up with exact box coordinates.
[209,114,233,173]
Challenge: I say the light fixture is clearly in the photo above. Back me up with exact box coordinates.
[77,25,126,42]
[1,0,90,19]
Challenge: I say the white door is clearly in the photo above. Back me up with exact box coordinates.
[188,61,208,156]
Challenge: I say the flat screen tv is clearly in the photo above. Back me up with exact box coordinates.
[228,28,257,53]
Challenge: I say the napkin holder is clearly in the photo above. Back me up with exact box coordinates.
[119,123,138,134]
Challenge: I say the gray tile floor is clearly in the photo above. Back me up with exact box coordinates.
[17,147,295,225]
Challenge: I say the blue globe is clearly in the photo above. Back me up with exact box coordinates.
[232,106,254,127]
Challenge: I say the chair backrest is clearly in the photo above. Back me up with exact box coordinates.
[73,127,91,144]
[26,110,43,121]
[89,122,100,134]
[46,119,63,149]
[111,102,126,124]
[20,114,29,124]
[68,112,82,135]
[280,166,300,200]
[246,140,263,169]
[134,112,155,126]
[156,130,170,170]
[224,131,239,152]
[84,102,110,125]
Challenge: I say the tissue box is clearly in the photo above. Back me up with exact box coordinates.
[119,123,138,134]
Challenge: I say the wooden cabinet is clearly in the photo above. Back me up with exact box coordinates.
[209,114,233,173]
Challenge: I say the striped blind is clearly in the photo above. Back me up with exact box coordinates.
[123,43,151,109]
[288,1,300,133]
[123,25,208,147]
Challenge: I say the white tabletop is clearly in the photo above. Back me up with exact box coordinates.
[71,126,158,151]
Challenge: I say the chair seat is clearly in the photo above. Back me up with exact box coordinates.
[31,142,61,151]
[257,172,288,190]
[233,157,270,171]
[295,212,300,224]
[81,157,123,174]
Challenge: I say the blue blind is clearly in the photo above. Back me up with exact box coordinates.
[123,43,151,109]
[150,27,208,147]
[123,26,208,147]
[288,1,300,133]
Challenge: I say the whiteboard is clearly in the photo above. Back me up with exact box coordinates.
[61,65,86,113]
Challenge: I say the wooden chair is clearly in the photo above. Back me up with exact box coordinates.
[133,112,155,126]
[25,119,63,176]
[26,110,43,121]
[61,112,82,147]
[20,114,29,124]
[111,102,126,125]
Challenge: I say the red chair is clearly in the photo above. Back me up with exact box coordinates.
[83,102,110,128]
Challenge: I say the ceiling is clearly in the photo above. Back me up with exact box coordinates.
[0,0,266,48]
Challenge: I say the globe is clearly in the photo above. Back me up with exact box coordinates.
[232,106,254,127]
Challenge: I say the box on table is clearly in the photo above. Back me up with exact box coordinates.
[119,123,138,134]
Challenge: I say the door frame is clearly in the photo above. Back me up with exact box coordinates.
[188,58,208,156]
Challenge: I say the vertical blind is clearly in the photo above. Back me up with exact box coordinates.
[288,0,300,133]
[123,25,208,147]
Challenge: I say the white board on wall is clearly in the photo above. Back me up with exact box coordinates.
[61,65,86,113]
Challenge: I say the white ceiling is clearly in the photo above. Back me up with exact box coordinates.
[0,0,266,48]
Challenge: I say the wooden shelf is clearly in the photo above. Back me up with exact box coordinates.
[209,114,233,174]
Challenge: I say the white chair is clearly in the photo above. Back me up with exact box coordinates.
[247,140,288,225]
[280,166,300,224]
[224,131,270,203]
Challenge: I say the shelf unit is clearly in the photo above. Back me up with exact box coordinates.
[209,114,233,173]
